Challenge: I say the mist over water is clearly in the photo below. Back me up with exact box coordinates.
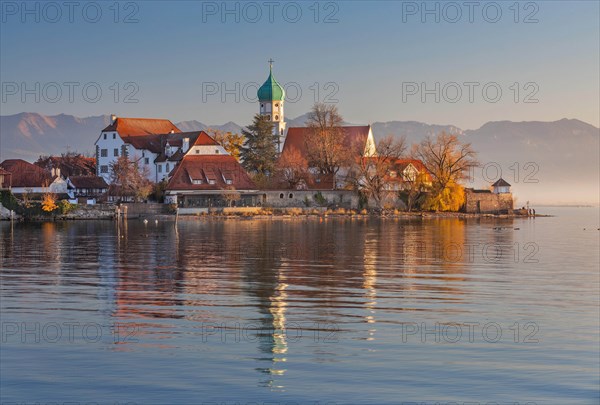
[1,207,598,404]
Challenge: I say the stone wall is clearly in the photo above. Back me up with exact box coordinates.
[464,190,513,214]
[261,190,359,209]
[66,204,115,219]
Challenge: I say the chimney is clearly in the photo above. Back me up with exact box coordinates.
[110,114,117,124]
[183,138,190,153]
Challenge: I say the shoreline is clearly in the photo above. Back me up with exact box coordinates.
[1,210,551,222]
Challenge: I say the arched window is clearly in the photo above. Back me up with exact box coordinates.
[274,115,279,120]
[279,193,284,199]
[289,193,293,199]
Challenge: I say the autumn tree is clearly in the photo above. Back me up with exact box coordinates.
[109,156,153,202]
[304,103,352,176]
[276,146,309,189]
[402,171,430,212]
[41,192,58,212]
[207,128,245,162]
[240,114,278,177]
[412,132,478,211]
[347,136,406,209]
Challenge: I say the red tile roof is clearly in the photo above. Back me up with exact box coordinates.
[0,159,55,188]
[102,117,180,136]
[166,155,256,191]
[281,126,372,162]
[192,131,220,146]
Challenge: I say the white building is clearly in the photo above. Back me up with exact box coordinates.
[94,115,227,183]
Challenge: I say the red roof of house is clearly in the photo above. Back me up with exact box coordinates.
[0,159,55,188]
[281,126,372,162]
[102,117,181,136]
[166,155,256,191]
[395,158,429,173]
[68,176,108,189]
[192,131,220,146]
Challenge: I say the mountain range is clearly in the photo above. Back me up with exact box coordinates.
[1,112,598,204]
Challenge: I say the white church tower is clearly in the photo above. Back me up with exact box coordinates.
[257,59,286,152]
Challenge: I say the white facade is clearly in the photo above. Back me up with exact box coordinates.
[95,130,125,182]
[259,99,287,152]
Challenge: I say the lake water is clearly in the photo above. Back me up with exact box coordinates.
[1,207,598,404]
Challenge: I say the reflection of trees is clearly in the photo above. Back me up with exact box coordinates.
[113,221,183,323]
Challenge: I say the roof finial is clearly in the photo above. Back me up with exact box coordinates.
[268,58,274,70]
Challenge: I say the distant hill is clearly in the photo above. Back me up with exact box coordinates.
[1,112,598,204]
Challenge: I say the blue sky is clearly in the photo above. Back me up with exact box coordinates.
[1,0,598,129]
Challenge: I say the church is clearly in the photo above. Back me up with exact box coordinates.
[258,61,378,189]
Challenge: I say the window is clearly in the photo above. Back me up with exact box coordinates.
[279,193,284,199]
[208,180,216,185]
[196,150,200,154]
[166,163,170,172]
[100,149,108,157]
[158,165,162,173]
[275,103,279,107]
[226,180,233,185]
[275,115,279,120]
[289,193,293,199]
[215,149,219,154]
[100,165,108,173]
[192,179,203,185]
[144,158,149,165]
[103,134,106,140]
[114,148,119,157]
[112,133,116,139]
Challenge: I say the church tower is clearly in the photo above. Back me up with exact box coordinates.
[257,59,286,153]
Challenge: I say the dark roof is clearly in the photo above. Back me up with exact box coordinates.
[281,126,372,162]
[102,117,180,136]
[122,131,213,155]
[69,176,108,189]
[0,159,55,188]
[167,149,185,162]
[35,155,96,177]
[492,178,511,187]
[166,155,256,191]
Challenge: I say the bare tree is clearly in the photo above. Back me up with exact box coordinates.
[109,156,153,202]
[221,186,241,207]
[276,146,309,189]
[413,132,478,190]
[412,132,478,211]
[347,136,406,209]
[304,103,352,176]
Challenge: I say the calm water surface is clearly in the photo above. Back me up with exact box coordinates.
[1,208,599,404]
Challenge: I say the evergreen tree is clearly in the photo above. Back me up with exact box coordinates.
[240,114,277,176]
